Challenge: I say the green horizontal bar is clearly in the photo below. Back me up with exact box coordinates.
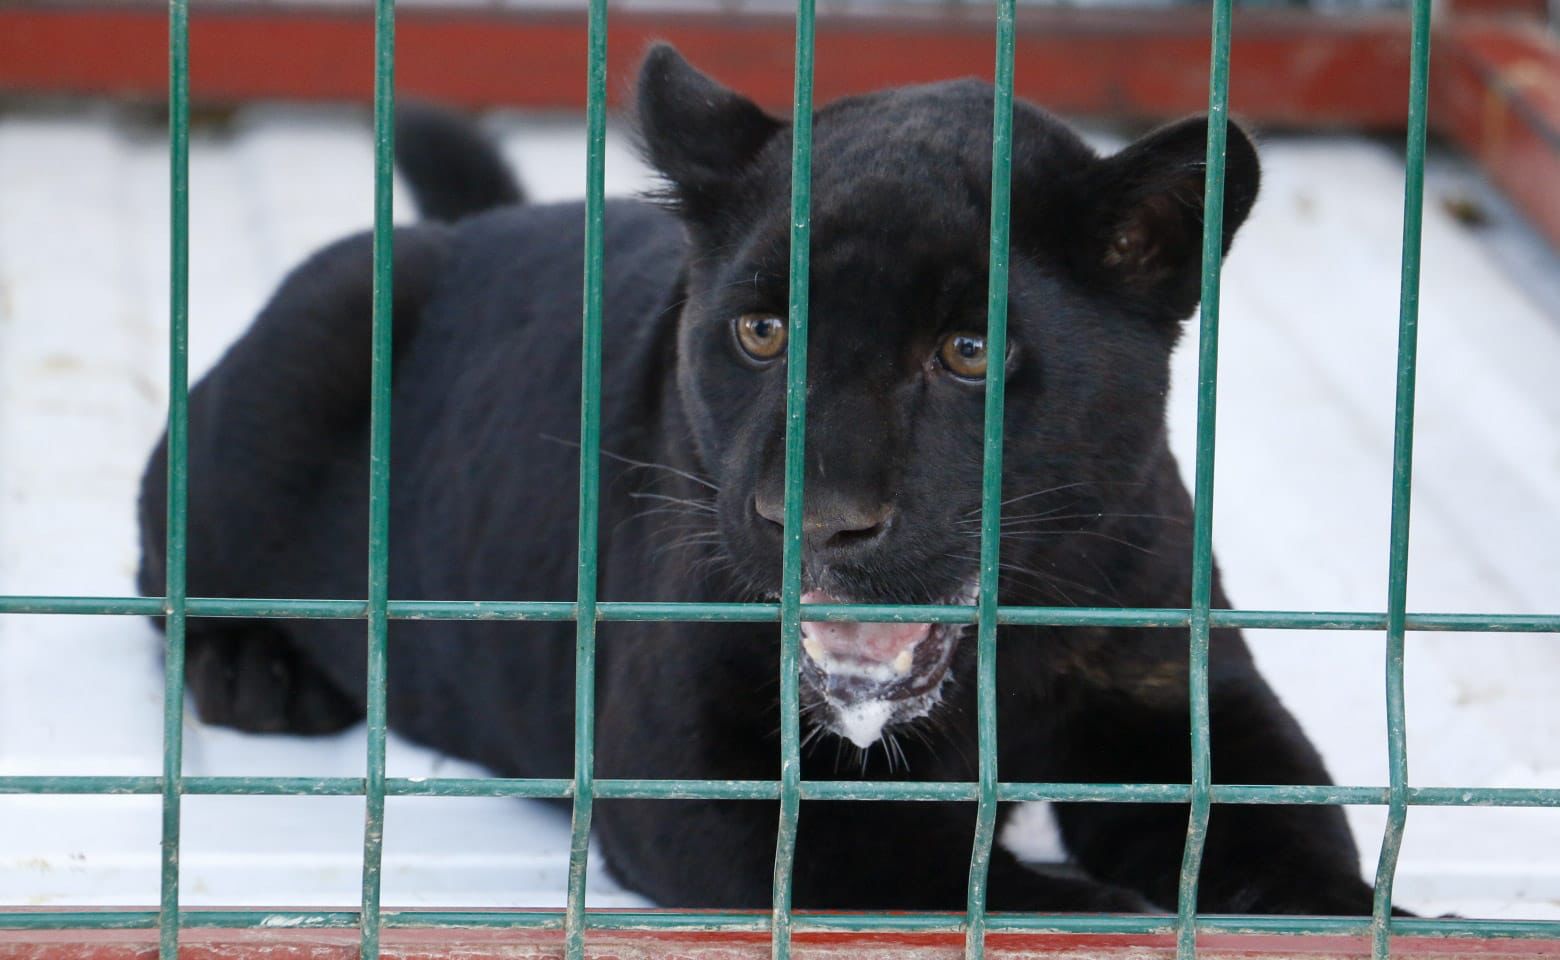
[2,909,1558,941]
[2,595,1558,634]
[1214,785,1560,807]
[388,778,573,798]
[0,596,164,615]
[0,778,563,801]
[1003,783,1185,803]
[0,777,574,798]
[0,776,162,795]
[592,779,776,800]
[5,776,1556,808]
[190,777,365,796]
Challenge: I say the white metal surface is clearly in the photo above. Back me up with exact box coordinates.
[0,107,1556,917]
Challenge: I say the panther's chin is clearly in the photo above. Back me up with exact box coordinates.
[798,583,975,748]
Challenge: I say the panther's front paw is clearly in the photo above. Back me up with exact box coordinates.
[186,627,360,735]
[1276,879,1421,918]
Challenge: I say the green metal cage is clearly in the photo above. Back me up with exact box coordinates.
[1,0,1559,957]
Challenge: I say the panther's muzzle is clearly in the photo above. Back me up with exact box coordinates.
[798,584,974,747]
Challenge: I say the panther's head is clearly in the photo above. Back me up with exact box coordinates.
[636,45,1259,748]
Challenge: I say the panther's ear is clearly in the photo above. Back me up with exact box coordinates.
[635,44,784,224]
[1082,117,1260,321]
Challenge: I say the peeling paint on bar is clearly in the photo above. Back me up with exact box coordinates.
[768,0,818,955]
[1173,0,1235,949]
[2,595,1558,633]
[2,777,1557,809]
[357,0,398,957]
[561,0,608,943]
[156,0,191,956]
[965,0,1017,953]
[1371,0,1434,954]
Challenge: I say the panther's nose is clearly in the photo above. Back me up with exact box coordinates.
[754,494,894,561]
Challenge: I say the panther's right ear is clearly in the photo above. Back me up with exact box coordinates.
[635,44,784,224]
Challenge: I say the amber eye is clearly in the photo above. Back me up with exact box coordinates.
[938,332,988,379]
[735,313,788,362]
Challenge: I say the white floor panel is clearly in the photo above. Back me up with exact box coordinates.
[1,106,1557,918]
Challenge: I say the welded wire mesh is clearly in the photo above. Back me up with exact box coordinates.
[1,0,1559,958]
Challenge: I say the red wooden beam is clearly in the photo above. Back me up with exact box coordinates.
[5,921,1560,959]
[1433,19,1560,250]
[0,4,1413,127]
[1441,0,1548,19]
[2,4,1558,248]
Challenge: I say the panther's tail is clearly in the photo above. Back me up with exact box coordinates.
[395,102,525,221]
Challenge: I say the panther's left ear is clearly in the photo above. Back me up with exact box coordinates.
[635,44,785,228]
[1082,117,1260,321]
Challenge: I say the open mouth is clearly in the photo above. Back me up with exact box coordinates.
[798,583,976,748]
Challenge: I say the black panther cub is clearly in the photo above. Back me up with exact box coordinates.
[139,46,1376,913]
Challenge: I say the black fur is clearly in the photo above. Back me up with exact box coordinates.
[394,102,524,221]
[139,47,1378,914]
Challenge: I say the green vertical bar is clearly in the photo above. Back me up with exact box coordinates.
[963,0,1015,957]
[562,0,607,954]
[158,0,190,957]
[360,0,396,957]
[1371,0,1430,955]
[1176,0,1233,955]
[772,2,815,957]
